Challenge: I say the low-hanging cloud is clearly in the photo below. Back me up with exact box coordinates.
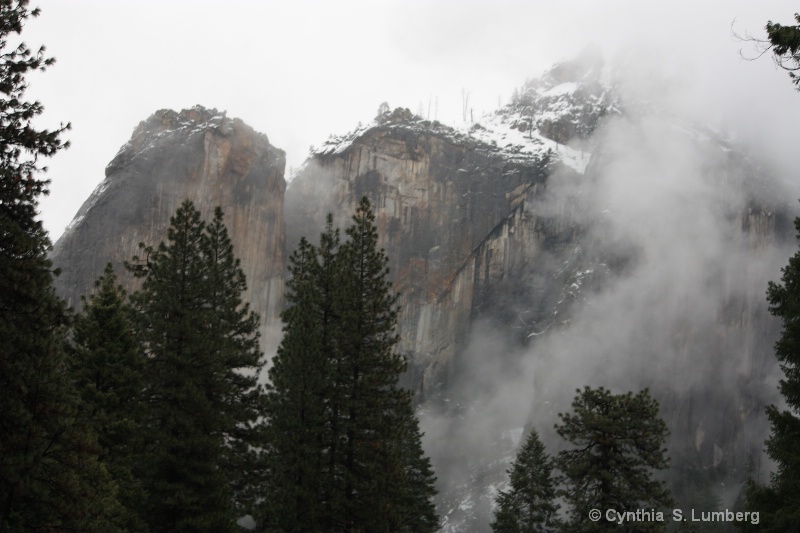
[420,50,797,530]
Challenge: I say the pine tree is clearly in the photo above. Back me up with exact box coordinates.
[261,223,333,533]
[491,429,561,533]
[741,217,800,531]
[261,198,438,533]
[262,222,339,532]
[202,207,266,514]
[335,197,438,532]
[764,13,800,89]
[0,2,124,530]
[69,263,148,532]
[128,201,264,533]
[375,398,439,533]
[555,387,673,533]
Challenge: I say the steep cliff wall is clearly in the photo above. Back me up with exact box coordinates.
[47,73,797,532]
[51,106,286,327]
[286,111,555,395]
[423,115,796,532]
[287,103,794,530]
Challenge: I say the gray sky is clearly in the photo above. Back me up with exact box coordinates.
[20,0,800,241]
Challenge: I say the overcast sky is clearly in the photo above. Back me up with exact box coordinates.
[20,0,800,241]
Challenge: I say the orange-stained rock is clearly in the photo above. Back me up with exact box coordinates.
[51,106,286,331]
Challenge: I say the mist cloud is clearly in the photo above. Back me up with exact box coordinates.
[421,43,796,529]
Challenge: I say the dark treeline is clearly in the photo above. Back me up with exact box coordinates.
[491,387,674,533]
[261,199,438,532]
[0,4,438,530]
[5,1,800,532]
[65,195,437,533]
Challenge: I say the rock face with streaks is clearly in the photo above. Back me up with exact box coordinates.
[51,106,286,327]
[286,109,566,396]
[285,58,618,398]
[49,59,798,533]
[285,64,795,528]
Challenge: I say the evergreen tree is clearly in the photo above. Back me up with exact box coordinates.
[335,197,438,532]
[69,263,148,532]
[764,13,800,89]
[374,397,439,533]
[741,217,800,531]
[262,223,339,532]
[0,2,124,530]
[202,207,266,513]
[491,429,560,533]
[128,201,264,533]
[261,198,438,533]
[555,387,673,532]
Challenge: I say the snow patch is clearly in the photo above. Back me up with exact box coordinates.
[541,81,578,97]
[63,177,111,234]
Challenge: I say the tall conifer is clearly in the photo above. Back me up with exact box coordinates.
[555,387,672,533]
[202,207,265,514]
[335,197,438,532]
[0,2,124,530]
[742,217,800,531]
[261,198,438,533]
[69,264,148,532]
[491,429,560,533]
[764,13,800,89]
[262,229,338,532]
[129,201,264,532]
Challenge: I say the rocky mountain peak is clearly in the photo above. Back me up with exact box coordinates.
[49,60,797,532]
[502,56,618,146]
[51,106,286,333]
[105,105,271,178]
[538,50,604,87]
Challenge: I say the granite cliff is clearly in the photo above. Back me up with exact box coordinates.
[286,56,617,399]
[287,108,558,396]
[51,106,286,329]
[50,60,796,532]
[285,61,794,529]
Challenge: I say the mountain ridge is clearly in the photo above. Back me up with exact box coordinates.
[50,60,796,531]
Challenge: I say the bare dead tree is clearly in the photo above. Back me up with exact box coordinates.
[461,87,471,122]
